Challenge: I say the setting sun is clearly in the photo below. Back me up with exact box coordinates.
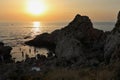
[27,0,46,15]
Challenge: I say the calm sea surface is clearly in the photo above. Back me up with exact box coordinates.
[0,21,115,61]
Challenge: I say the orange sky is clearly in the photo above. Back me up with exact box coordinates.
[0,0,120,22]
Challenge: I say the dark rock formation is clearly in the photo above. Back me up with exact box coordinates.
[25,14,107,67]
[55,14,106,60]
[25,33,56,51]
[0,42,4,46]
[112,11,120,33]
[0,42,13,63]
[25,11,120,67]
[53,14,106,67]
[104,11,120,63]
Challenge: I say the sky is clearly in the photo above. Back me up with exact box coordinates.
[0,0,120,22]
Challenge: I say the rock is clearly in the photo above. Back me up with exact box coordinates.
[0,42,4,46]
[55,37,84,60]
[24,36,31,39]
[112,11,120,33]
[31,67,41,72]
[25,14,106,66]
[25,33,56,51]
[104,11,120,63]
[0,42,13,63]
[55,14,105,66]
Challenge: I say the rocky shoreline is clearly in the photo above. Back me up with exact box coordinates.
[0,11,120,80]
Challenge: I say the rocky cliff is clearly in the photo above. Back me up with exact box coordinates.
[104,11,120,63]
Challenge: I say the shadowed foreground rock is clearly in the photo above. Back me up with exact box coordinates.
[0,42,13,63]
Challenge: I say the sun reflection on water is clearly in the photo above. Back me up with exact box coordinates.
[33,21,40,28]
[32,21,41,36]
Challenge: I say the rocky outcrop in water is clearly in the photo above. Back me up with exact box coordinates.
[25,15,106,67]
[25,11,120,67]
[25,33,56,51]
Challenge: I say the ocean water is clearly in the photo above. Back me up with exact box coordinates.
[0,21,115,61]
[93,22,115,31]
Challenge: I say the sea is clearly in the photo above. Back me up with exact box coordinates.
[0,21,115,62]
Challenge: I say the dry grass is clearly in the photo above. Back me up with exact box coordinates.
[1,62,120,80]
[43,62,120,80]
[43,67,96,80]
